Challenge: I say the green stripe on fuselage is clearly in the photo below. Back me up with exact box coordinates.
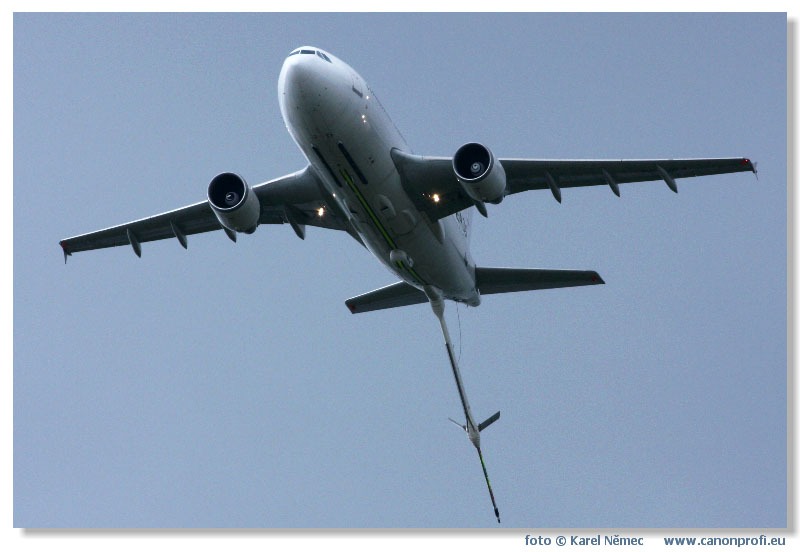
[339,168,427,285]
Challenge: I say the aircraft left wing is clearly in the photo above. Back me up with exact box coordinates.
[59,166,348,261]
[391,149,756,222]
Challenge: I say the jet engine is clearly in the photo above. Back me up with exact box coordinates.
[207,172,261,234]
[452,142,507,204]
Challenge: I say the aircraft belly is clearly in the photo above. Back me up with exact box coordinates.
[323,146,475,300]
[343,154,475,299]
[347,171,471,295]
[291,75,477,303]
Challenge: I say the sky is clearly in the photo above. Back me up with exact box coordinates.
[13,12,786,530]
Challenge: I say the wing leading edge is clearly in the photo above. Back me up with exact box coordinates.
[59,166,348,261]
[391,149,756,222]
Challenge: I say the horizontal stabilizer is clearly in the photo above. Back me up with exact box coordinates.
[478,411,500,432]
[346,268,603,313]
[476,267,604,295]
[345,281,427,314]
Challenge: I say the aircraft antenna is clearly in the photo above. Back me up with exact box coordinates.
[478,447,501,524]
[456,301,463,362]
[425,286,501,523]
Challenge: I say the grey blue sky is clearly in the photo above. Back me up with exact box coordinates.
[13,12,785,529]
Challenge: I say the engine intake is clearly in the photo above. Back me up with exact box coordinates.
[452,142,506,204]
[208,172,260,234]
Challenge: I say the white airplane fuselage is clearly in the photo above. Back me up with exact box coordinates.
[278,47,481,306]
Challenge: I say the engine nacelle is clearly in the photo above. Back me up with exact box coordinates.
[452,142,507,204]
[207,172,260,234]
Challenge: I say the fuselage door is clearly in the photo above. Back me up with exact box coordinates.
[350,71,364,99]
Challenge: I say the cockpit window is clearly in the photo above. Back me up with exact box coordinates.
[289,48,333,62]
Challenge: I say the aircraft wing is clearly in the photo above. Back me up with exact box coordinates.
[59,166,348,261]
[392,150,756,222]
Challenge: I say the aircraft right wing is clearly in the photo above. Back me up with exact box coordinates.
[391,149,756,222]
[59,165,349,261]
[500,157,757,198]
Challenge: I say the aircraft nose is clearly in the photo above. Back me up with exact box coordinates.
[280,53,325,107]
[281,55,316,92]
[279,49,348,127]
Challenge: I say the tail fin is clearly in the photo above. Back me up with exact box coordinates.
[478,411,500,432]
[449,411,500,433]
[448,417,465,430]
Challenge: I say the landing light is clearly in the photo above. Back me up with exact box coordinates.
[317,206,325,217]
[432,193,441,203]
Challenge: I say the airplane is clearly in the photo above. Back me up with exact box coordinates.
[59,46,756,523]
